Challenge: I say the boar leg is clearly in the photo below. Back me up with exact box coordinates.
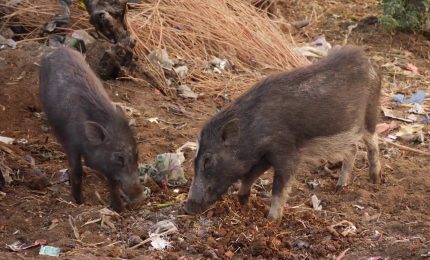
[68,149,84,204]
[268,154,298,219]
[336,145,357,190]
[363,132,381,184]
[238,160,270,205]
[109,180,125,212]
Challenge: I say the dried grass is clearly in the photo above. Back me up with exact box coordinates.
[1,0,307,96]
[127,0,308,96]
[0,0,89,39]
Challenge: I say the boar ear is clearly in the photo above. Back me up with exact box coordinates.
[221,119,240,146]
[84,121,108,145]
[115,104,127,118]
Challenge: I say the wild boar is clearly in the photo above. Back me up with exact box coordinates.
[184,46,382,219]
[39,46,144,212]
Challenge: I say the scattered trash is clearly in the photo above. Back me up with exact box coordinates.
[307,179,320,189]
[209,56,229,72]
[71,30,95,46]
[392,91,427,104]
[0,136,14,144]
[311,194,322,210]
[6,240,47,252]
[381,107,414,123]
[148,49,175,69]
[0,35,17,49]
[148,117,159,124]
[130,220,178,250]
[150,236,172,250]
[173,65,188,79]
[353,204,365,210]
[294,35,332,58]
[292,239,310,249]
[327,220,357,237]
[395,124,424,142]
[39,245,61,257]
[139,142,194,187]
[17,138,28,145]
[409,103,426,114]
[177,84,199,99]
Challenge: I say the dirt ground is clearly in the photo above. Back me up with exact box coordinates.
[1,0,430,259]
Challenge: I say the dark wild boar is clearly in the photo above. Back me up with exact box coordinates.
[184,46,382,219]
[39,47,144,212]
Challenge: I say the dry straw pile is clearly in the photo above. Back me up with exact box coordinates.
[0,0,89,39]
[1,0,307,96]
[127,0,307,96]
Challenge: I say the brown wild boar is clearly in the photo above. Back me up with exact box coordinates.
[39,47,145,212]
[184,46,382,219]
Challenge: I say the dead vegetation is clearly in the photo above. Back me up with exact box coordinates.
[1,0,306,96]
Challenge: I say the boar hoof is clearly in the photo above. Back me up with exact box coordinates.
[370,174,381,185]
[267,209,283,220]
[72,192,83,205]
[335,182,347,192]
[111,201,125,213]
[238,193,250,205]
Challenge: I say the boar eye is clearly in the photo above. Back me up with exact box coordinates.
[202,154,212,170]
[113,153,125,167]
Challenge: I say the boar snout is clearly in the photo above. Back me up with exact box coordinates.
[183,199,207,215]
[118,175,145,208]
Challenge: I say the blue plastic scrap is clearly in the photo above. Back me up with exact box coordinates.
[39,245,61,257]
[392,91,427,104]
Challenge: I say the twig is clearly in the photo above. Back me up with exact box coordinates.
[69,215,80,240]
[379,138,430,156]
[336,248,350,260]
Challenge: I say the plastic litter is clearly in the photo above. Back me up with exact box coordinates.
[148,49,175,69]
[177,85,198,99]
[39,245,61,257]
[139,142,196,187]
[0,136,14,144]
[0,35,17,49]
[311,194,322,210]
[173,65,188,79]
[392,91,427,104]
[6,240,47,252]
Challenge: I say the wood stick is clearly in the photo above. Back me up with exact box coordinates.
[379,138,430,156]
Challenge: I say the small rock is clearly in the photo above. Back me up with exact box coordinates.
[173,65,188,79]
[0,28,14,39]
[128,235,143,247]
[292,239,309,249]
[225,250,235,258]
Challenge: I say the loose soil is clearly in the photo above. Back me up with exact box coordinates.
[0,0,429,259]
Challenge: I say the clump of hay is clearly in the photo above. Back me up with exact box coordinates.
[1,0,307,97]
[127,0,307,96]
[0,0,89,39]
